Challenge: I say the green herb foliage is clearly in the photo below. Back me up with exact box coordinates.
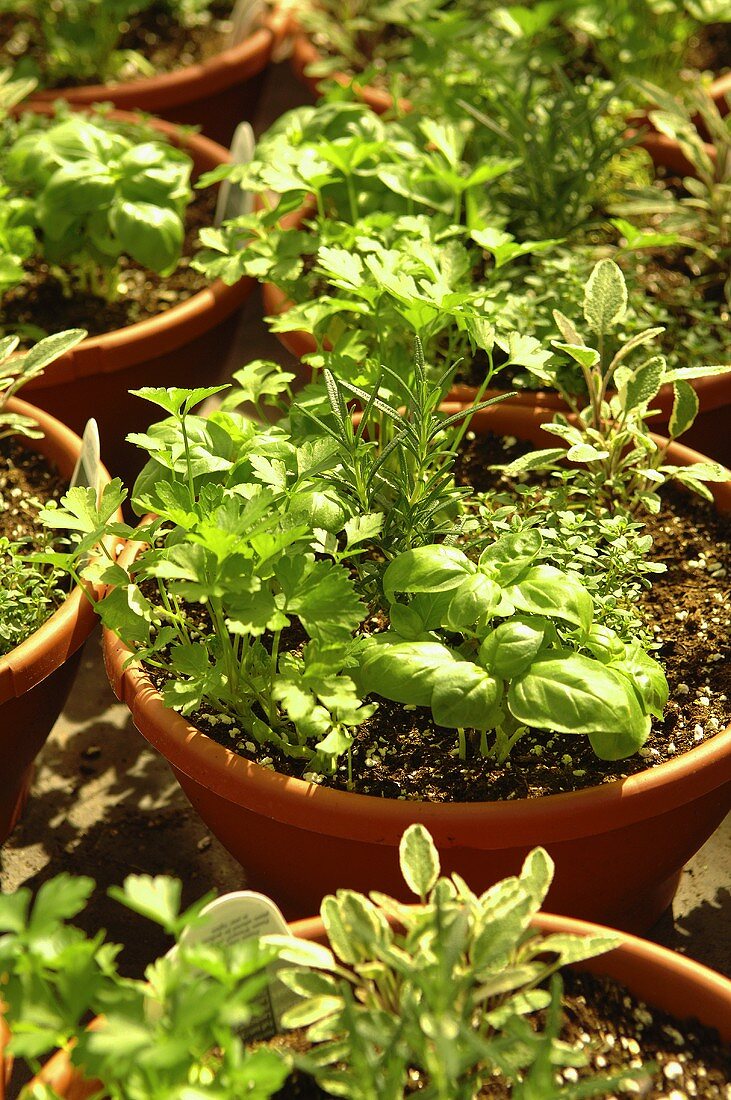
[296,0,727,97]
[0,0,234,89]
[497,259,730,513]
[0,832,652,1098]
[0,872,288,1098]
[0,328,88,657]
[275,825,645,1099]
[613,81,731,311]
[1,108,193,302]
[356,530,666,763]
[40,378,375,778]
[294,339,513,589]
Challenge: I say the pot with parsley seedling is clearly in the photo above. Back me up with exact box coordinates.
[93,264,730,931]
[2,830,731,1099]
[0,330,122,844]
[0,102,253,481]
[6,1,289,146]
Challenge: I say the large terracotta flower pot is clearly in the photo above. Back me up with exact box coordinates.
[0,398,116,845]
[25,9,290,146]
[103,403,731,932]
[4,911,730,1097]
[13,107,254,485]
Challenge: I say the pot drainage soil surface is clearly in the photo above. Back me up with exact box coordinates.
[0,437,65,544]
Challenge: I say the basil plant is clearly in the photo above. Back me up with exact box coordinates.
[1,108,193,301]
[357,531,667,763]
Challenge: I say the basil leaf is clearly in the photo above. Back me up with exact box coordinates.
[479,617,546,677]
[383,545,475,604]
[508,652,649,758]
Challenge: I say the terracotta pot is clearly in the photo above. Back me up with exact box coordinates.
[5,911,730,1097]
[102,403,731,931]
[14,107,253,485]
[289,28,407,115]
[25,10,290,146]
[0,398,116,845]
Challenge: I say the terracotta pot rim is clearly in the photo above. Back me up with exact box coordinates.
[103,406,731,848]
[12,104,252,389]
[0,397,114,703]
[26,10,289,110]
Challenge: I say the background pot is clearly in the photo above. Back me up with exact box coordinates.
[14,108,254,485]
[289,28,405,115]
[102,404,731,932]
[25,10,290,146]
[4,910,730,1097]
[0,398,115,844]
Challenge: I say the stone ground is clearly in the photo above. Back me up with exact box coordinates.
[1,61,729,982]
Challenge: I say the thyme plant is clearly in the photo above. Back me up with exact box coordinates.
[0,328,88,656]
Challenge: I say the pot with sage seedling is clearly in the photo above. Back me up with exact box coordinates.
[0,100,253,481]
[2,827,730,1098]
[88,262,730,931]
[0,330,121,844]
[200,91,730,461]
[6,1,289,145]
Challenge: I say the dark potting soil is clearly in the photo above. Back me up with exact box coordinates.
[0,436,66,544]
[0,2,235,89]
[0,189,216,341]
[268,969,730,1097]
[144,427,730,803]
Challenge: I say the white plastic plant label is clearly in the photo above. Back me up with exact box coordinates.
[214,121,256,226]
[176,890,302,1042]
[69,418,101,500]
[227,0,265,47]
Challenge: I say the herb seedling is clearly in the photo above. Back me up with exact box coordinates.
[2,108,194,301]
[275,824,646,1099]
[0,872,289,1098]
[499,259,730,513]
